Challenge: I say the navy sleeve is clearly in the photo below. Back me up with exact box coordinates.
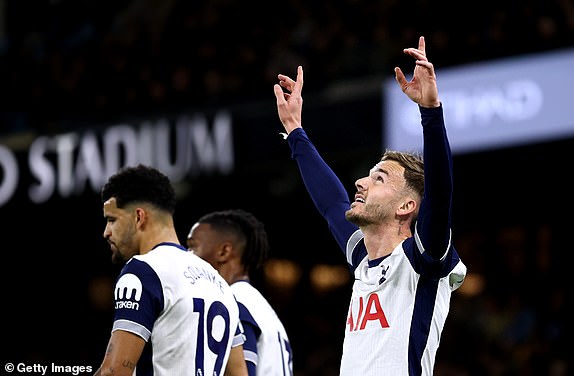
[242,321,259,376]
[286,128,359,254]
[112,258,164,341]
[237,302,260,376]
[416,105,453,260]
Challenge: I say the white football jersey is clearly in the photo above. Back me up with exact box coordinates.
[284,105,465,376]
[340,231,466,376]
[112,242,244,376]
[231,281,293,376]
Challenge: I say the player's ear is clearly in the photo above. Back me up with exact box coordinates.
[217,242,233,262]
[134,207,148,229]
[397,198,417,216]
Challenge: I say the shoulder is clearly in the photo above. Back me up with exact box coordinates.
[119,257,161,288]
[232,281,279,318]
[232,281,266,304]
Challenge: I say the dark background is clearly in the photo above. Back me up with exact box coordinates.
[1,1,573,375]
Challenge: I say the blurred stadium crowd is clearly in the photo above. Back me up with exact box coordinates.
[1,0,574,134]
[1,1,573,375]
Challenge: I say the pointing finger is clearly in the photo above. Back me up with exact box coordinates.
[292,66,304,96]
[418,36,425,55]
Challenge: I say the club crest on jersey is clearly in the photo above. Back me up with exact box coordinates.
[346,294,389,331]
[379,265,389,284]
[115,273,142,310]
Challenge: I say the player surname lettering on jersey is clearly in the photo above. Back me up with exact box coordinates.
[183,264,226,292]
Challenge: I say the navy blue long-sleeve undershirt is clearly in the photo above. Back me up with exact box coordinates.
[285,105,453,264]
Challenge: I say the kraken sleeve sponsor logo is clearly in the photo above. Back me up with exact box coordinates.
[114,273,142,310]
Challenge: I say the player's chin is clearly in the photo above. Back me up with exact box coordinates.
[345,207,359,221]
[111,248,124,263]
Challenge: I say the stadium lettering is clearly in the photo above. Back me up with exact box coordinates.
[0,145,19,207]
[24,110,234,204]
[346,294,389,331]
[0,111,234,207]
[399,79,543,136]
[443,79,543,129]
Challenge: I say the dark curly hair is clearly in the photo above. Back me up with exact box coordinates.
[101,164,176,214]
[197,209,269,275]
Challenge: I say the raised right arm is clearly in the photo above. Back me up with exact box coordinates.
[286,128,358,252]
[274,66,359,253]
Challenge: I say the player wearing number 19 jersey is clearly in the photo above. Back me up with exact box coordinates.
[97,164,246,376]
[112,243,244,376]
[274,37,467,376]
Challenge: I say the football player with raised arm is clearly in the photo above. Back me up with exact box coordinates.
[272,36,466,376]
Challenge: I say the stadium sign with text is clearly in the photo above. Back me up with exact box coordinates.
[0,111,234,207]
[383,47,574,154]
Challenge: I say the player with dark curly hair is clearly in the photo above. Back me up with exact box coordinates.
[96,164,247,376]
